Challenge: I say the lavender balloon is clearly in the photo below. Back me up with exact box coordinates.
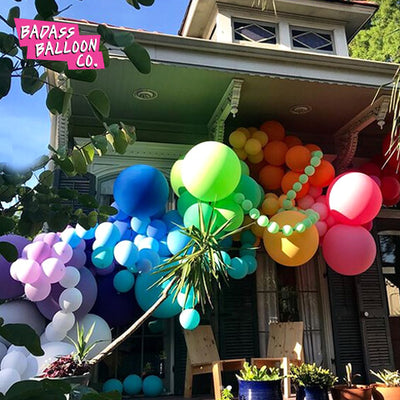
[23,241,51,263]
[25,275,51,302]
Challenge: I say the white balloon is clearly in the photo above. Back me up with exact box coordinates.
[21,355,38,380]
[59,267,80,288]
[34,341,74,375]
[0,301,46,345]
[0,368,21,394]
[7,345,29,357]
[58,288,83,313]
[52,311,76,332]
[45,323,66,342]
[1,351,27,375]
[66,314,112,359]
[0,342,7,361]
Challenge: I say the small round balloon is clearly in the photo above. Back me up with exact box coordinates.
[179,309,200,330]
[181,141,241,202]
[142,375,163,397]
[113,270,135,293]
[123,374,142,395]
[103,379,123,393]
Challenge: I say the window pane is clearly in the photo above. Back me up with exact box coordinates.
[233,21,277,44]
[291,28,333,52]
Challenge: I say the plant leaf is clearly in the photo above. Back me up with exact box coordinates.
[6,7,20,28]
[34,0,58,18]
[65,68,97,83]
[0,217,16,235]
[0,242,18,262]
[91,135,108,156]
[0,323,44,356]
[70,149,88,175]
[0,57,13,99]
[123,42,151,74]
[46,87,72,115]
[97,25,134,47]
[87,89,110,120]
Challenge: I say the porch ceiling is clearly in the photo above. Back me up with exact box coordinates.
[69,58,391,158]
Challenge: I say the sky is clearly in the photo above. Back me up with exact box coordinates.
[0,0,190,169]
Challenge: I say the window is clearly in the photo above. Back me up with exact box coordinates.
[233,20,277,44]
[291,27,334,52]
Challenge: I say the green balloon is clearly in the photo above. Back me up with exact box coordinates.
[240,160,250,176]
[170,159,185,196]
[177,190,198,216]
[181,141,241,202]
[183,202,219,232]
[234,175,262,209]
[215,198,244,232]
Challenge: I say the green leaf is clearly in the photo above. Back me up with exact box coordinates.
[0,217,16,235]
[53,155,75,174]
[81,144,95,164]
[0,323,44,356]
[138,0,155,6]
[70,149,88,175]
[78,194,98,209]
[77,213,89,230]
[34,0,58,18]
[39,170,53,186]
[99,205,118,216]
[0,57,13,99]
[37,60,67,73]
[100,43,110,67]
[87,89,110,120]
[126,0,141,9]
[91,135,108,156]
[30,155,49,171]
[82,391,122,400]
[120,122,136,144]
[123,42,151,74]
[65,68,97,83]
[46,87,72,115]
[7,6,20,28]
[0,242,18,262]
[97,25,134,47]
[5,379,71,400]
[57,188,78,200]
[47,211,70,232]
[87,211,98,227]
[21,67,45,95]
[0,33,17,56]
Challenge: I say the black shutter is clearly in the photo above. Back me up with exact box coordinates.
[173,318,187,395]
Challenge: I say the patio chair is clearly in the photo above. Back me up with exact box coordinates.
[183,325,246,400]
[251,321,304,399]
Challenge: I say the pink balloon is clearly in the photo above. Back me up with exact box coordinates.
[322,224,376,276]
[23,242,51,263]
[25,275,51,302]
[33,233,46,242]
[369,175,381,187]
[315,221,328,238]
[325,214,337,228]
[297,195,315,210]
[16,259,42,284]
[51,242,73,264]
[311,202,329,221]
[315,195,327,205]
[42,233,60,247]
[362,220,373,231]
[41,258,66,283]
[308,186,323,199]
[327,172,382,225]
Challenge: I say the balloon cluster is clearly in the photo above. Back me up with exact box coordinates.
[103,374,163,397]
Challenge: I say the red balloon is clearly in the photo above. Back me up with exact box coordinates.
[359,162,381,177]
[327,172,382,225]
[322,225,376,276]
[381,176,400,206]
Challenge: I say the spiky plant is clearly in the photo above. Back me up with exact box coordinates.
[344,363,361,388]
[371,369,400,387]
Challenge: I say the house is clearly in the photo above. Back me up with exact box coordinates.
[50,0,400,394]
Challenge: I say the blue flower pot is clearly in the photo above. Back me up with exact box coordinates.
[238,379,283,400]
[304,386,329,400]
[296,386,305,400]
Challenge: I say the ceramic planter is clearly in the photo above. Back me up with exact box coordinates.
[304,386,329,400]
[372,384,400,400]
[238,379,283,400]
[331,384,372,400]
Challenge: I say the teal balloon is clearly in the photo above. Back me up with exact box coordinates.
[220,236,232,251]
[241,255,257,274]
[95,222,121,247]
[103,379,123,393]
[177,287,198,309]
[166,229,191,255]
[123,374,142,395]
[220,251,231,266]
[240,160,250,176]
[142,375,163,397]
[113,240,138,268]
[179,308,200,330]
[177,190,198,217]
[183,203,218,232]
[240,230,256,245]
[228,257,248,279]
[92,246,114,269]
[240,246,256,258]
[234,175,262,210]
[113,270,135,293]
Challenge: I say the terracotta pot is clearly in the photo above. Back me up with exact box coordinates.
[372,384,400,400]
[331,385,372,400]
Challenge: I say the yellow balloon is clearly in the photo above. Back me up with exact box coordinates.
[234,147,247,160]
[229,130,247,149]
[247,150,264,164]
[244,138,262,155]
[263,211,319,266]
[252,130,269,147]
[247,126,258,134]
[236,127,251,139]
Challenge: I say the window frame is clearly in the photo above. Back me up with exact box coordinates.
[232,17,279,47]
[289,25,336,54]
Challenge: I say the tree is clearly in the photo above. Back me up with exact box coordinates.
[349,0,400,63]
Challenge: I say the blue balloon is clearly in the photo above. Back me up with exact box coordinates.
[241,255,257,274]
[113,269,135,293]
[134,271,180,319]
[166,229,191,255]
[123,374,142,395]
[138,248,160,267]
[220,251,231,266]
[103,379,123,393]
[75,224,96,240]
[113,165,169,218]
[147,219,167,240]
[177,287,198,309]
[131,216,151,234]
[158,238,172,257]
[162,210,183,231]
[228,257,248,279]
[219,235,233,251]
[113,220,131,241]
[61,227,82,248]
[133,234,147,247]
[138,237,160,253]
[240,230,256,245]
[92,246,114,269]
[110,201,129,221]
[142,375,163,397]
[114,240,138,268]
[95,222,121,247]
[179,309,200,330]
[239,246,256,258]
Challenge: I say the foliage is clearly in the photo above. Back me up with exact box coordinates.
[290,363,337,389]
[344,363,361,388]
[349,0,400,63]
[69,323,98,365]
[221,385,234,400]
[371,369,400,387]
[237,362,283,382]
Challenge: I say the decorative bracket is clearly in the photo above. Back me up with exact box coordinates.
[208,78,244,142]
[333,95,390,173]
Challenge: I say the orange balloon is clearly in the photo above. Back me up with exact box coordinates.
[281,171,309,199]
[265,192,278,200]
[278,194,295,208]
[234,147,247,160]
[249,160,266,178]
[285,145,311,172]
[263,211,319,266]
[259,120,285,141]
[284,136,302,148]
[248,150,264,164]
[264,141,288,166]
[259,165,285,190]
[262,196,280,216]
[309,160,335,187]
[251,223,265,238]
[252,130,269,147]
[305,143,322,153]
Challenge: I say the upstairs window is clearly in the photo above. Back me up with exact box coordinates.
[291,27,334,53]
[233,20,277,44]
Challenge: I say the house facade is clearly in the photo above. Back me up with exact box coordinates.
[51,0,400,394]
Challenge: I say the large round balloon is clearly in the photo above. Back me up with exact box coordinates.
[181,141,241,202]
[215,198,244,232]
[322,224,376,275]
[0,235,30,299]
[32,341,75,375]
[263,211,319,266]
[113,165,169,217]
[327,172,382,225]
[234,175,262,208]
[142,375,163,397]
[134,271,180,319]
[170,159,185,196]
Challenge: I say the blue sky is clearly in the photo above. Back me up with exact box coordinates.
[0,0,189,169]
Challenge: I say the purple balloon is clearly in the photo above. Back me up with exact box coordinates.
[36,267,97,320]
[68,247,87,269]
[0,235,30,300]
[96,262,116,276]
[23,242,51,263]
[51,242,73,264]
[33,233,46,242]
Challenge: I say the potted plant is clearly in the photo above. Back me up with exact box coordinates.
[291,363,337,400]
[371,369,400,400]
[236,362,283,400]
[331,363,372,400]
